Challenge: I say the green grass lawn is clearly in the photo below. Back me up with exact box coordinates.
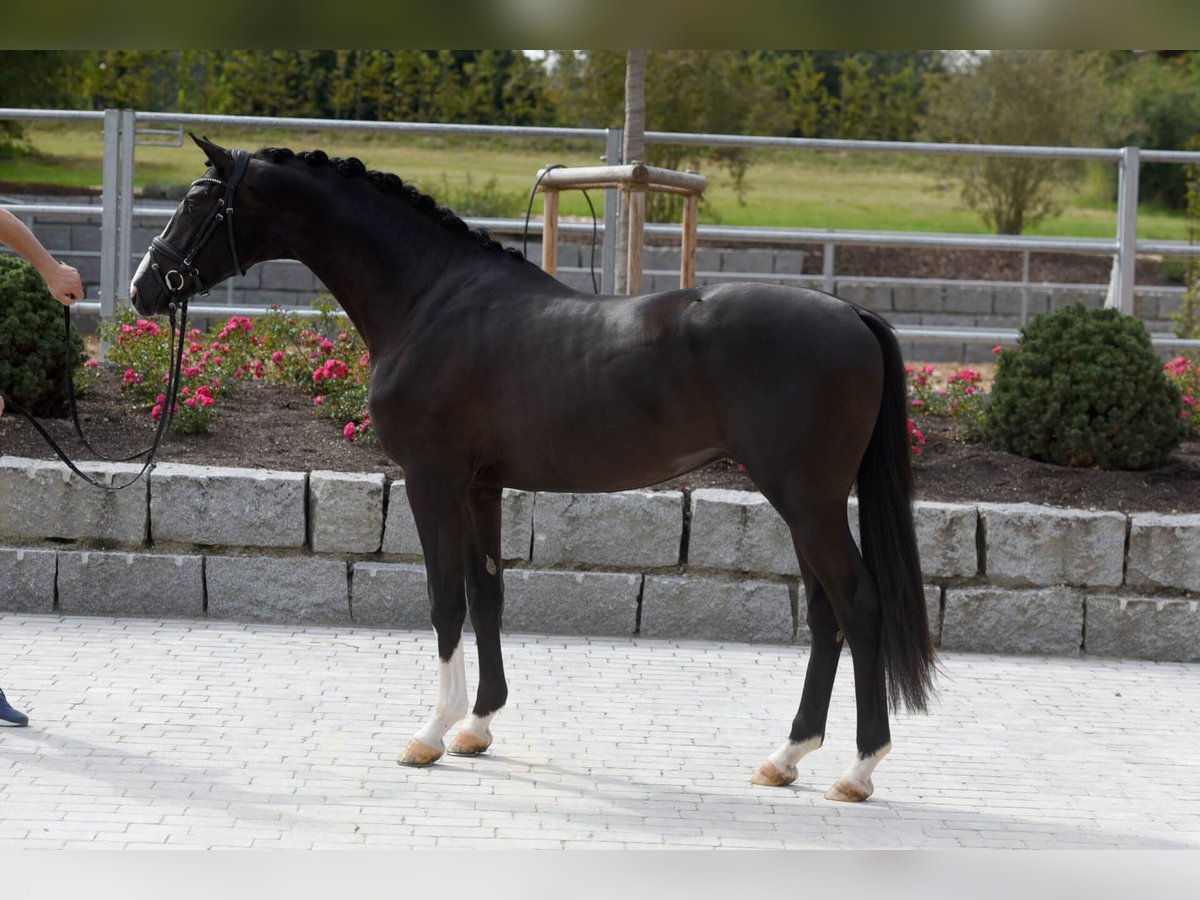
[1,120,1189,241]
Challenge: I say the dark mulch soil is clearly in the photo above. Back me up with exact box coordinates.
[4,371,1200,514]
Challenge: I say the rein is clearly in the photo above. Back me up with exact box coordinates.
[1,148,250,492]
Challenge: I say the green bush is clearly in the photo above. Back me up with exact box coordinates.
[986,305,1182,469]
[0,255,84,416]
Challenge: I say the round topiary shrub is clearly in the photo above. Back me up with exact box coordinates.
[0,255,84,417]
[986,304,1182,470]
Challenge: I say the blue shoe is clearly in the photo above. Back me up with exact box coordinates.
[0,689,29,727]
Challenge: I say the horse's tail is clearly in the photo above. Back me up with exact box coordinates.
[854,307,937,714]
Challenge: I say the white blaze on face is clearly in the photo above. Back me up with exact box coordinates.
[412,639,469,750]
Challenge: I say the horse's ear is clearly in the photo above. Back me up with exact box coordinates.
[189,133,234,175]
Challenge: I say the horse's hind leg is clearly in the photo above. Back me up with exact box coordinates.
[754,494,892,801]
[752,569,843,787]
[795,507,891,801]
[398,470,470,767]
[447,485,508,756]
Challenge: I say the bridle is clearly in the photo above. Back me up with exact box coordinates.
[2,149,251,491]
[147,148,251,299]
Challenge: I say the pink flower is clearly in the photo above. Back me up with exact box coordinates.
[343,422,357,441]
[910,398,925,408]
[185,397,197,408]
[122,368,141,385]
[313,396,325,406]
[150,404,163,421]
[83,359,100,369]
[993,345,1003,354]
[200,395,214,407]
[271,351,284,364]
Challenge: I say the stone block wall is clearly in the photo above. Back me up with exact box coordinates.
[1,455,1198,662]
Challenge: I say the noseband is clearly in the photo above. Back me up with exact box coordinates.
[148,148,251,299]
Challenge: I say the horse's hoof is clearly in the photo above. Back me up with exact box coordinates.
[447,730,492,756]
[398,739,444,767]
[751,760,798,787]
[824,777,874,802]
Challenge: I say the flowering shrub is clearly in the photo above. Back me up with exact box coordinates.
[906,363,989,442]
[907,417,926,457]
[105,309,225,434]
[1164,355,1200,435]
[255,301,373,442]
[74,358,102,396]
[101,299,374,442]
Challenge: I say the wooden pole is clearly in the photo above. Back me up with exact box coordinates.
[617,50,647,294]
[626,187,645,295]
[681,191,700,289]
[541,188,559,277]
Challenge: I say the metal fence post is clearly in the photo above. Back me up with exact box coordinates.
[1113,145,1140,315]
[822,242,836,293]
[601,126,622,294]
[99,109,120,322]
[117,108,136,304]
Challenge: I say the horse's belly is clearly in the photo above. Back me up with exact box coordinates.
[495,430,727,493]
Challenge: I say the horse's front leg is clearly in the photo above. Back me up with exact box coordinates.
[448,484,507,756]
[399,470,470,767]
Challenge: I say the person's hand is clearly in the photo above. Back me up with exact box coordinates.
[42,262,84,306]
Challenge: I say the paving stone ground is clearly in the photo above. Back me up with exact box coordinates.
[1,612,1197,849]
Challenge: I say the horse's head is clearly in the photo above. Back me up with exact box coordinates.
[130,134,253,315]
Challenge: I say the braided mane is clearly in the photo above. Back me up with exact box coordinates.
[254,147,526,260]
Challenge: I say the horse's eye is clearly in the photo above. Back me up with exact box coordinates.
[185,200,198,213]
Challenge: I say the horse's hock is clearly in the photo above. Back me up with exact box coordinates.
[0,455,1197,662]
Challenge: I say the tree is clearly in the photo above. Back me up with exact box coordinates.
[615,50,647,293]
[1115,52,1200,209]
[786,55,832,137]
[919,51,1115,234]
[548,51,788,221]
[0,51,69,151]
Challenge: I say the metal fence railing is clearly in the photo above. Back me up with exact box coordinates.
[3,107,1200,351]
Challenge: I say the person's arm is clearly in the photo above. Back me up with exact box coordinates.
[0,206,83,306]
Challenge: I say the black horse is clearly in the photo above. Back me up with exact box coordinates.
[131,136,935,802]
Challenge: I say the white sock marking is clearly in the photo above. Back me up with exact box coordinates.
[413,640,468,750]
[457,711,496,742]
[838,742,891,789]
[766,736,822,773]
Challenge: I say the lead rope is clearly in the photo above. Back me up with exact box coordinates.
[2,298,189,492]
